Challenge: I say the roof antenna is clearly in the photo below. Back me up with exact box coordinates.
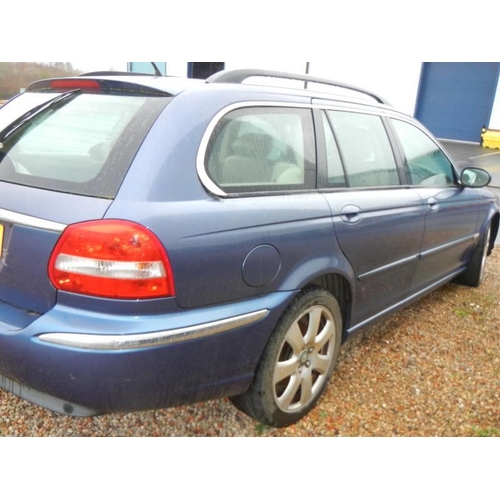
[151,62,162,77]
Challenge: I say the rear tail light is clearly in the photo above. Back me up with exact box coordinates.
[50,79,101,90]
[49,220,175,299]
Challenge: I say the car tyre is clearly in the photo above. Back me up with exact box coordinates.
[231,288,342,427]
[457,224,491,287]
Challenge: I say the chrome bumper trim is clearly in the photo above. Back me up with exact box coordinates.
[39,309,269,350]
[0,208,66,232]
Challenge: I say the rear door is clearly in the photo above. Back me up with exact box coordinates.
[317,108,425,325]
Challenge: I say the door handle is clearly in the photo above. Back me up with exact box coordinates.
[340,205,361,223]
[428,197,439,212]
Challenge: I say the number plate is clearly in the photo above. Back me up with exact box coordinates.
[0,224,3,258]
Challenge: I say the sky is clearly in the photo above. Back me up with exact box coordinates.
[71,61,128,73]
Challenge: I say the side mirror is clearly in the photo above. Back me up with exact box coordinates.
[460,167,491,188]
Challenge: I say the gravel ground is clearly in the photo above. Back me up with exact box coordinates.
[1,250,499,437]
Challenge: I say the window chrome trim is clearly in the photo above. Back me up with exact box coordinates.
[39,308,269,350]
[0,208,66,232]
[197,101,314,198]
[196,100,419,198]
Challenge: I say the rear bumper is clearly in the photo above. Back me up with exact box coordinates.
[0,291,295,415]
[0,373,98,417]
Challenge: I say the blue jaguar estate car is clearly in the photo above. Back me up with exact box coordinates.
[0,68,497,426]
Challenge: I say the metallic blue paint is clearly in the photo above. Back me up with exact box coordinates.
[0,73,498,416]
[0,290,296,413]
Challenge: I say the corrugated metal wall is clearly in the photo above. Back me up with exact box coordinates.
[415,62,500,142]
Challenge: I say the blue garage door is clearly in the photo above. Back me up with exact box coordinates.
[415,63,500,142]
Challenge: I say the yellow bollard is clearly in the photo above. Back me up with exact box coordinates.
[481,127,500,149]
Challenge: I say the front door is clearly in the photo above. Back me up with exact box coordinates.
[389,118,479,292]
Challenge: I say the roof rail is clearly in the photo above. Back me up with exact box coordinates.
[207,68,390,106]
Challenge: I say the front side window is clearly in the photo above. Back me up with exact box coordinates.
[326,110,400,188]
[205,107,315,193]
[391,119,456,186]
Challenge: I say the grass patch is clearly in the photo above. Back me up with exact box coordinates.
[472,426,499,437]
[254,422,269,436]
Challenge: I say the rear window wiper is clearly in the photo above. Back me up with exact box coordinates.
[0,89,81,146]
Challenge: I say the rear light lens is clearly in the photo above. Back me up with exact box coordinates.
[49,220,175,299]
[50,79,101,90]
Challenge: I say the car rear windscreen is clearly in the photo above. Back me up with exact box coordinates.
[0,91,171,198]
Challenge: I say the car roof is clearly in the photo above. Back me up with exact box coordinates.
[25,69,396,112]
[24,73,206,97]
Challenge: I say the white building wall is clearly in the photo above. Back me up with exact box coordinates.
[224,61,422,116]
[488,75,500,129]
[166,62,189,77]
[127,61,499,132]
[309,61,422,116]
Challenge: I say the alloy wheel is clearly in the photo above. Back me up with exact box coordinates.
[272,305,336,413]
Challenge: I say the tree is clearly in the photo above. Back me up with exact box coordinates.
[0,62,82,100]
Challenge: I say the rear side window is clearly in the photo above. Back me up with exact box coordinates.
[0,92,170,198]
[325,110,400,188]
[205,106,315,193]
[391,119,456,186]
[321,111,346,186]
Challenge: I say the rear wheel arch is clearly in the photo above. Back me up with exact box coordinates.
[309,273,352,339]
[489,212,499,255]
[231,287,343,426]
[458,221,492,287]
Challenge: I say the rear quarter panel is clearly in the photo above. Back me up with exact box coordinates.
[107,88,356,310]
